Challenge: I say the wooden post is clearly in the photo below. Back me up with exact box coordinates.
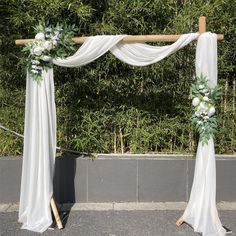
[199,16,206,33]
[50,197,63,230]
[176,16,206,229]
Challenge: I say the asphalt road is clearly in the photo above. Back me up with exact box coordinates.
[0,210,235,236]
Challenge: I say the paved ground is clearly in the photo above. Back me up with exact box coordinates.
[0,210,235,236]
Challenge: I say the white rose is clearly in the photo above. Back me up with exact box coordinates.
[199,102,207,110]
[43,41,53,51]
[42,55,52,62]
[208,106,216,117]
[33,46,43,56]
[199,84,204,89]
[203,96,209,101]
[192,97,200,107]
[35,32,45,40]
[197,106,203,113]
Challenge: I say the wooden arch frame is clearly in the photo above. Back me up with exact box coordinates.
[15,16,224,230]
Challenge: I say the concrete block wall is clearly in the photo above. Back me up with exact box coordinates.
[0,155,236,203]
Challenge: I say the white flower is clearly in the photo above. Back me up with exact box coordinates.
[199,84,205,89]
[199,102,207,111]
[195,112,201,117]
[35,32,45,40]
[203,96,209,101]
[208,106,216,117]
[52,40,58,46]
[42,55,52,62]
[202,89,208,93]
[33,46,43,56]
[197,120,203,125]
[192,97,200,107]
[42,41,53,51]
[32,60,40,65]
[204,115,209,120]
[197,106,203,113]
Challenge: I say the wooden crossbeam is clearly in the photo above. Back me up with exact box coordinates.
[15,16,223,45]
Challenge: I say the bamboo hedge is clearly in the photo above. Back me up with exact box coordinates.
[0,0,235,155]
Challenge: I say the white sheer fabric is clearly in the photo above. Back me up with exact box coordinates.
[19,69,56,232]
[19,32,224,235]
[110,33,198,66]
[53,33,198,67]
[53,35,126,67]
[182,33,226,236]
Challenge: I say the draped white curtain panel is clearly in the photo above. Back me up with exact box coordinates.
[19,32,226,235]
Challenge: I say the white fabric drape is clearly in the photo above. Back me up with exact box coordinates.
[110,33,198,66]
[19,32,224,235]
[182,33,226,236]
[19,69,56,233]
[53,35,126,67]
[53,33,198,67]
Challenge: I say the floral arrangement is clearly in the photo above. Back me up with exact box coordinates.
[191,74,221,145]
[23,21,77,81]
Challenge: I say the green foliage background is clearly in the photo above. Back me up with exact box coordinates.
[0,0,235,155]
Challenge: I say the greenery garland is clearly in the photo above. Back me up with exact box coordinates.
[23,21,77,81]
[191,74,222,145]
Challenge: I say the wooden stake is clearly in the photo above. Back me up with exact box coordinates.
[176,216,184,226]
[199,16,206,33]
[50,197,63,230]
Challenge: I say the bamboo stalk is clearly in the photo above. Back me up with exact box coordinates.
[119,128,124,154]
[223,78,228,128]
[189,129,192,152]
[15,34,224,45]
[113,129,117,154]
[232,78,235,150]
[233,78,235,120]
